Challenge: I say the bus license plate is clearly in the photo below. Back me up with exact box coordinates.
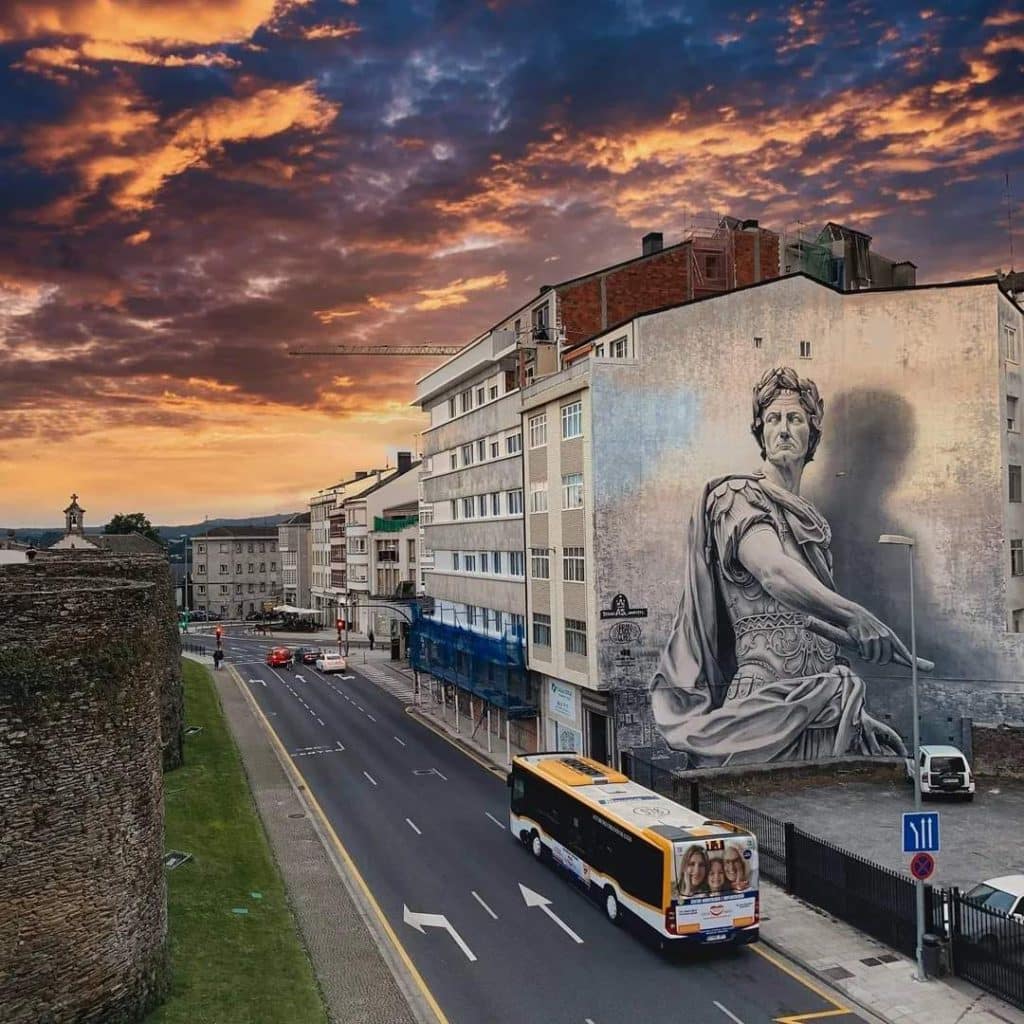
[705,932,729,942]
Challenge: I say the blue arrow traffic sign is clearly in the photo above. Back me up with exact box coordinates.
[902,811,940,854]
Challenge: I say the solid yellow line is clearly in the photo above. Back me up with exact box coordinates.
[404,704,501,774]
[776,1010,851,1024]
[751,944,850,1015]
[228,666,451,1024]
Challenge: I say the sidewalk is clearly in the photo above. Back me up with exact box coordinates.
[358,658,1024,1024]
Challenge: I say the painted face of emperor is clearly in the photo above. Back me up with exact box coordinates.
[762,393,810,470]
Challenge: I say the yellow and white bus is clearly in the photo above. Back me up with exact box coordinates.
[508,752,759,946]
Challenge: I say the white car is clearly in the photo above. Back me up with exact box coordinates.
[905,744,975,800]
[315,650,348,673]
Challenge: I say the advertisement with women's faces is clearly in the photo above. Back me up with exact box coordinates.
[676,838,757,899]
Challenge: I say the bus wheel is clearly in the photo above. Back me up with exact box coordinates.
[604,888,620,925]
[530,832,544,860]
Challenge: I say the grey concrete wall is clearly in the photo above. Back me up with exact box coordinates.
[421,392,521,457]
[424,519,523,551]
[422,457,522,503]
[424,572,525,612]
[0,571,168,1023]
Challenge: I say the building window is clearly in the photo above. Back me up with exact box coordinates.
[799,340,812,358]
[198,544,206,554]
[754,336,763,348]
[508,489,524,515]
[594,343,604,357]
[491,492,501,515]
[532,303,550,342]
[704,253,722,279]
[247,563,254,573]
[1009,396,1019,432]
[562,473,584,510]
[530,482,548,513]
[270,561,276,571]
[476,386,485,406]
[462,497,474,518]
[610,336,628,359]
[198,584,206,595]
[219,564,228,574]
[477,495,487,517]
[235,563,242,573]
[464,553,477,572]
[235,543,242,553]
[509,551,525,576]
[477,439,486,461]
[465,604,477,626]
[1004,325,1020,363]
[1011,465,1022,503]
[461,444,474,466]
[529,413,548,448]
[448,397,457,418]
[197,564,206,574]
[530,548,550,579]
[259,562,266,573]
[490,440,500,458]
[453,552,460,571]
[220,584,229,595]
[504,369,517,392]
[450,452,458,471]
[220,543,230,553]
[259,543,266,553]
[509,613,525,639]
[561,401,582,440]
[480,552,489,573]
[563,547,585,582]
[506,432,522,455]
[248,583,255,593]
[235,583,242,594]
[1013,538,1024,576]
[565,618,588,656]
[533,613,551,647]
[248,543,254,552]
[492,551,502,573]
[450,500,458,520]
[460,389,473,412]
[1013,608,1024,633]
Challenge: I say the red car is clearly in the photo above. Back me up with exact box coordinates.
[265,647,292,667]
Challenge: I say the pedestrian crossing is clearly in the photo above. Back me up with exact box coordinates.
[354,661,418,707]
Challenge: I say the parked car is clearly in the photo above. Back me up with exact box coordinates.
[315,650,348,673]
[294,646,322,666]
[905,744,975,799]
[265,646,293,668]
[961,876,1024,960]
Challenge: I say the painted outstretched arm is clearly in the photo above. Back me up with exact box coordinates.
[737,526,915,667]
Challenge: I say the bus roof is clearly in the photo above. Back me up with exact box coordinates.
[515,753,743,842]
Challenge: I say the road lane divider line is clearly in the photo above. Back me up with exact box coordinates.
[713,1002,745,1024]
[317,717,325,726]
[363,771,378,786]
[406,819,422,835]
[225,663,450,1024]
[471,891,498,920]
[485,812,506,830]
[394,736,406,746]
[367,713,377,722]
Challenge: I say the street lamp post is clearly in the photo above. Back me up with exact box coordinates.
[879,533,925,982]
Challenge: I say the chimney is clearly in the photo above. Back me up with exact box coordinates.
[397,451,412,474]
[642,232,663,256]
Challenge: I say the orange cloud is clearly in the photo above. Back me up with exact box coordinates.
[0,0,286,46]
[413,273,508,311]
[314,308,362,324]
[19,39,239,75]
[125,229,150,245]
[299,21,361,39]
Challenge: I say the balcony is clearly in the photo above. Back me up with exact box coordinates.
[376,549,399,562]
[330,571,347,589]
[374,514,419,533]
[329,524,346,539]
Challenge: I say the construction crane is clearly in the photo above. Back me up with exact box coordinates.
[288,345,465,357]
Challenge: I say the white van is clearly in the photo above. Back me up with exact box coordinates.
[906,744,975,800]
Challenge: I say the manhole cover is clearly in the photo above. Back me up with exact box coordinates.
[288,812,305,819]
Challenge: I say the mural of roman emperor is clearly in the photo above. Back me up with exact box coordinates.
[650,366,910,765]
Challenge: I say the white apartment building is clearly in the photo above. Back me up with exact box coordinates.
[191,526,281,619]
[278,511,312,609]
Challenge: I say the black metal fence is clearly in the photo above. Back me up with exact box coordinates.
[621,752,1024,1011]
[948,888,1024,1009]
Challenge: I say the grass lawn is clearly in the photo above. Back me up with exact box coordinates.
[146,659,328,1024]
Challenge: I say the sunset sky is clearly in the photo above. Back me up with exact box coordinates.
[1,1,1022,526]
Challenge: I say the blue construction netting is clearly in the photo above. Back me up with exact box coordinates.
[408,615,535,718]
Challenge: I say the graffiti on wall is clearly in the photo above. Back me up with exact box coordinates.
[646,367,933,766]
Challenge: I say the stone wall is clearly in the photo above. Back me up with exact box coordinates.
[972,723,1024,779]
[16,550,185,770]
[0,570,169,1023]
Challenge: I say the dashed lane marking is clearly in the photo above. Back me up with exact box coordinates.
[471,891,498,920]
[406,818,422,835]
[714,1002,745,1024]
[363,771,378,786]
[394,736,406,747]
[485,812,506,830]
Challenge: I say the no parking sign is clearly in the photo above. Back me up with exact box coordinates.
[910,851,936,881]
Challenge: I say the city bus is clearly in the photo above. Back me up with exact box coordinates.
[508,752,759,946]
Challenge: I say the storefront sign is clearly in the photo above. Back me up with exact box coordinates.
[599,593,648,619]
[548,680,576,722]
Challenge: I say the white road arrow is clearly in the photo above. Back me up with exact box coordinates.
[518,884,584,944]
[402,905,477,961]
[295,674,306,682]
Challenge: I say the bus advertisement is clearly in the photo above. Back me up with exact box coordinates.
[509,752,759,947]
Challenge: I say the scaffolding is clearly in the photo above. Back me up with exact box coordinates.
[684,210,737,299]
[408,615,535,717]
[781,222,836,286]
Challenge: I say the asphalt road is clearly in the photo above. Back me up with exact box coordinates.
[190,630,869,1024]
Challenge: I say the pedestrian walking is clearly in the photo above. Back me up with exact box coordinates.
[213,648,223,671]
[368,629,375,651]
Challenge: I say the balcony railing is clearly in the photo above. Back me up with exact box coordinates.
[376,550,399,562]
[330,572,347,588]
[373,514,419,533]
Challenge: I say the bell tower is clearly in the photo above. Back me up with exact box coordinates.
[63,493,86,536]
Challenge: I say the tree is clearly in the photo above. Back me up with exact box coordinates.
[103,512,165,547]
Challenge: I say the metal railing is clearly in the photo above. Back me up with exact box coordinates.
[948,889,1024,1009]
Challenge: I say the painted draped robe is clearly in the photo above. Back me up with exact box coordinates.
[649,474,906,766]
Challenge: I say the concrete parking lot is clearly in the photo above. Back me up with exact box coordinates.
[719,767,1024,892]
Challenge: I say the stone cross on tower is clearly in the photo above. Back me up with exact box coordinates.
[63,493,86,535]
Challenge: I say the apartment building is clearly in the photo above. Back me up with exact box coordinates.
[278,511,312,609]
[522,271,1024,769]
[191,526,281,619]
